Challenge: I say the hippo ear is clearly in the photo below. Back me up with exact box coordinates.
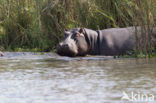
[79,28,84,33]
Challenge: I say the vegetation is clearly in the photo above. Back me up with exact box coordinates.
[0,0,156,56]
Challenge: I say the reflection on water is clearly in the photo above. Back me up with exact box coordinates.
[0,52,156,103]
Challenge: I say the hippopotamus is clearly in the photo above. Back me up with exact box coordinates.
[57,27,138,57]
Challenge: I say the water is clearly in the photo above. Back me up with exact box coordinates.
[0,52,156,103]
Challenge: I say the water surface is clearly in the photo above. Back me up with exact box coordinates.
[0,52,156,103]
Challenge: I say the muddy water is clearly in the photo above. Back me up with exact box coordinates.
[0,52,156,103]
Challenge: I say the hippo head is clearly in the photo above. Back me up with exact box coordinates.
[57,28,88,57]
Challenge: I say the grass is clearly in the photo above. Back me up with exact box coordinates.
[0,0,155,57]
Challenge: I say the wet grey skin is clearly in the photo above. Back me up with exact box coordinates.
[57,27,156,57]
[56,27,136,57]
[57,28,88,57]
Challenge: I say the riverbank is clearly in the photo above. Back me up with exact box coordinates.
[0,52,114,61]
[1,51,156,59]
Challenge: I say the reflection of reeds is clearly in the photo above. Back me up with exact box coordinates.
[0,0,155,54]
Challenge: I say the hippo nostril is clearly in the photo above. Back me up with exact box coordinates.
[63,44,69,48]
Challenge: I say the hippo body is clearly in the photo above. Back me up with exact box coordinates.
[98,27,136,55]
[57,27,138,57]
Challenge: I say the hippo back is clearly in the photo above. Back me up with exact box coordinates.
[98,27,136,55]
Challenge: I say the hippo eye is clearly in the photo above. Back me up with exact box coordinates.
[73,33,79,38]
[64,33,69,38]
[72,34,77,40]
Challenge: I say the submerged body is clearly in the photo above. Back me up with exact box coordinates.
[57,27,138,57]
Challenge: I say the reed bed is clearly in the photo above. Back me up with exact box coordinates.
[0,0,155,55]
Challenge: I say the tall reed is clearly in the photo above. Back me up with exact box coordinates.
[0,0,155,54]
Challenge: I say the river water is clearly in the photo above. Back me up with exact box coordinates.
[0,52,156,103]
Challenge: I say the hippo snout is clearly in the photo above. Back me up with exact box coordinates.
[56,43,63,52]
[57,43,69,51]
[62,44,69,48]
[56,42,78,57]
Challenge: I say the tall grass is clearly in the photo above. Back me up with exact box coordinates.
[0,0,155,54]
